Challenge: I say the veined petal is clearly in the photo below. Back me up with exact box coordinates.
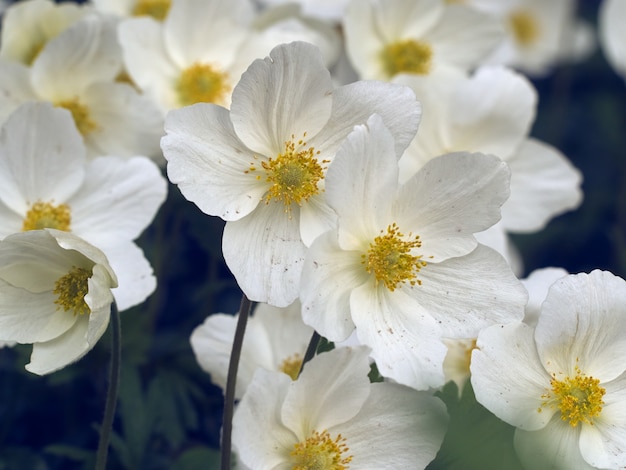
[536,270,626,383]
[471,322,552,431]
[31,14,121,98]
[230,42,333,158]
[282,347,371,438]
[69,156,167,242]
[503,138,583,233]
[300,231,365,341]
[351,284,447,390]
[336,383,447,469]
[223,202,305,307]
[0,61,38,123]
[514,418,593,470]
[162,103,265,220]
[232,369,297,469]
[522,267,569,327]
[298,193,337,247]
[415,244,526,337]
[309,80,421,159]
[395,152,510,261]
[325,114,398,244]
[0,102,85,214]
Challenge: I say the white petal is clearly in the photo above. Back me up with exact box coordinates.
[300,231,365,341]
[69,156,166,243]
[298,193,337,247]
[82,82,163,159]
[232,369,297,468]
[416,244,527,337]
[282,346,371,438]
[0,102,85,214]
[600,0,626,79]
[522,267,569,327]
[395,152,510,261]
[0,61,38,123]
[336,383,448,469]
[471,322,552,431]
[223,202,306,307]
[536,270,626,383]
[514,418,593,470]
[230,42,333,157]
[351,284,448,390]
[474,221,524,276]
[503,138,583,233]
[162,103,265,220]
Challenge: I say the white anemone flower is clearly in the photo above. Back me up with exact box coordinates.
[117,0,256,113]
[300,114,527,390]
[0,229,117,375]
[190,300,314,399]
[343,0,503,81]
[0,13,163,159]
[0,0,90,66]
[600,0,626,81]
[471,270,626,469]
[161,41,421,307]
[233,346,448,469]
[0,102,167,310]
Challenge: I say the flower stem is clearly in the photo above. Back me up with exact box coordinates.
[95,301,121,470]
[297,330,321,378]
[221,293,252,470]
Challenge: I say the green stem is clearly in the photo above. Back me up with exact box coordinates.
[221,294,252,470]
[95,301,121,470]
[297,330,321,379]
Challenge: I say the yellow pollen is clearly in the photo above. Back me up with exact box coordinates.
[132,0,171,20]
[253,135,326,211]
[291,430,353,470]
[55,98,98,136]
[53,266,92,316]
[362,223,427,291]
[539,364,605,427]
[509,10,540,46]
[381,39,433,77]
[279,354,304,381]
[22,201,71,231]
[176,63,230,107]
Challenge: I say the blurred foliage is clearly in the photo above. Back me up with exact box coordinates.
[0,1,625,469]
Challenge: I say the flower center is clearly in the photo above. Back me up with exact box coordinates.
[291,430,353,470]
[540,364,605,427]
[175,63,231,107]
[380,39,433,77]
[53,266,92,316]
[279,353,303,381]
[22,201,71,231]
[509,10,540,46]
[55,98,98,136]
[255,136,326,210]
[362,223,427,291]
[132,0,171,20]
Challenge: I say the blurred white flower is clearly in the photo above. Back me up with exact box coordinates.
[161,41,421,307]
[0,102,167,310]
[600,0,626,81]
[91,0,172,20]
[472,270,626,469]
[343,0,503,81]
[0,229,117,375]
[190,300,313,399]
[233,346,448,469]
[300,114,527,390]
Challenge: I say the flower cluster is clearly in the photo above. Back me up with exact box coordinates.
[1,0,625,468]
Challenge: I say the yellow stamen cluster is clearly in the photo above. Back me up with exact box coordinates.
[132,0,171,20]
[291,430,353,470]
[362,223,427,291]
[22,201,71,231]
[176,63,230,107]
[509,10,540,46]
[540,364,605,427]
[279,353,303,381]
[53,266,92,316]
[252,136,326,210]
[380,39,433,77]
[55,98,98,136]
